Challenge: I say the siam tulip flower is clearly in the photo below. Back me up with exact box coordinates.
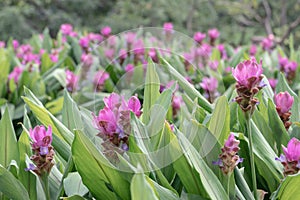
[249,44,257,56]
[172,95,183,117]
[217,44,227,59]
[208,28,220,45]
[232,57,264,113]
[66,70,79,92]
[125,32,137,46]
[279,57,289,71]
[118,49,127,65]
[79,37,90,49]
[0,41,5,48]
[8,67,23,84]
[27,125,55,176]
[12,40,19,50]
[225,66,232,73]
[213,133,243,175]
[125,64,134,73]
[81,53,93,69]
[261,34,274,51]
[268,78,277,90]
[88,33,103,43]
[200,77,218,103]
[93,93,142,158]
[105,49,115,61]
[60,24,73,35]
[208,60,219,70]
[163,22,174,34]
[101,26,111,37]
[274,92,294,130]
[148,48,158,63]
[276,138,300,176]
[193,32,206,44]
[49,53,58,63]
[93,70,109,92]
[195,43,212,58]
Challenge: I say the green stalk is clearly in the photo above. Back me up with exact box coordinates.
[227,174,230,197]
[246,114,258,200]
[40,173,50,200]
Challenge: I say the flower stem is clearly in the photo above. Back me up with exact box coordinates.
[40,173,50,200]
[246,114,258,200]
[227,174,230,197]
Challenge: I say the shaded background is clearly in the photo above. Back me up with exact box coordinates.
[0,0,300,46]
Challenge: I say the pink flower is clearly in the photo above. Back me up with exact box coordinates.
[148,48,158,62]
[0,41,5,48]
[88,33,103,43]
[283,138,300,162]
[29,125,52,155]
[208,60,219,70]
[128,96,142,117]
[125,32,136,45]
[163,22,173,34]
[274,92,294,114]
[105,49,115,60]
[79,37,90,49]
[12,40,19,50]
[50,53,58,63]
[279,57,289,70]
[193,32,206,43]
[286,61,298,73]
[60,24,73,35]
[208,28,220,40]
[93,70,109,90]
[249,44,257,56]
[200,77,218,92]
[101,26,111,37]
[132,39,145,56]
[66,70,79,92]
[93,107,118,136]
[81,53,93,68]
[268,78,277,89]
[8,67,23,83]
[261,35,274,51]
[213,133,243,174]
[276,138,300,175]
[119,49,128,60]
[125,64,134,72]
[104,93,121,110]
[232,57,263,89]
[172,95,183,111]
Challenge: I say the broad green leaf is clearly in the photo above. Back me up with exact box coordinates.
[0,107,19,168]
[142,60,160,124]
[0,165,30,200]
[272,173,300,200]
[62,90,84,131]
[72,130,130,200]
[208,96,230,146]
[18,131,38,200]
[0,49,10,97]
[234,168,255,200]
[161,58,212,113]
[176,130,229,200]
[131,173,159,200]
[63,172,88,197]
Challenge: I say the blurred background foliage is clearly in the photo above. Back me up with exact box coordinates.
[0,0,300,46]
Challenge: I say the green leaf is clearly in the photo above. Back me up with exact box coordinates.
[0,107,19,168]
[63,172,88,197]
[62,90,84,131]
[18,131,38,200]
[42,28,52,52]
[72,130,130,200]
[161,58,212,113]
[0,165,30,200]
[131,172,159,200]
[272,173,300,200]
[208,96,230,146]
[0,49,10,97]
[142,60,160,124]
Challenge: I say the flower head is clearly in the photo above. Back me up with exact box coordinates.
[101,26,111,37]
[208,28,220,41]
[60,24,73,35]
[8,67,23,83]
[213,133,243,174]
[275,92,294,114]
[29,125,52,155]
[200,77,218,92]
[163,22,173,34]
[93,70,109,91]
[276,138,300,175]
[249,44,257,56]
[66,70,79,92]
[232,57,263,89]
[193,32,206,44]
[261,34,274,51]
